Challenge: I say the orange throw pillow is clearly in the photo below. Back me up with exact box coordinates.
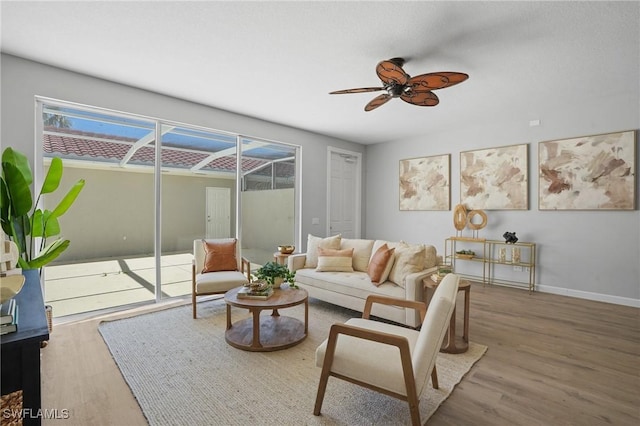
[202,239,238,273]
[367,244,395,285]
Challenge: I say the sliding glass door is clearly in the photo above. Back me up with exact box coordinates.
[158,125,238,299]
[40,102,158,316]
[37,99,299,318]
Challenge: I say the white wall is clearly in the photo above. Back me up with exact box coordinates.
[0,54,365,251]
[365,94,639,306]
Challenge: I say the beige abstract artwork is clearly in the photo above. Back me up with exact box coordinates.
[460,144,528,210]
[539,130,636,210]
[399,154,450,211]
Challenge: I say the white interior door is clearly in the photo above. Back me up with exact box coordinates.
[327,149,361,238]
[206,187,231,238]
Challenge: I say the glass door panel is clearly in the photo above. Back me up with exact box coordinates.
[240,137,298,270]
[41,103,157,317]
[159,125,238,299]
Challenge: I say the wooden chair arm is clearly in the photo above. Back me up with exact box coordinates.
[363,295,427,323]
[328,322,412,349]
[321,322,417,398]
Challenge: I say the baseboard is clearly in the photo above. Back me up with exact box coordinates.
[536,284,640,308]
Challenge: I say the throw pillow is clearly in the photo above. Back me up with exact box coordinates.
[304,234,342,268]
[340,238,374,272]
[367,244,395,285]
[389,241,426,288]
[202,239,238,273]
[316,247,354,272]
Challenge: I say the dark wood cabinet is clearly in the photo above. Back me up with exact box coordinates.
[1,271,49,426]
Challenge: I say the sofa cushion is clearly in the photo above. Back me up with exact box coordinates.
[389,242,427,288]
[195,270,248,293]
[367,244,395,285]
[295,268,405,300]
[316,247,354,272]
[305,234,342,268]
[202,239,238,273]
[340,238,375,272]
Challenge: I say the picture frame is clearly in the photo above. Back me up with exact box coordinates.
[538,130,636,210]
[399,154,450,211]
[460,143,528,210]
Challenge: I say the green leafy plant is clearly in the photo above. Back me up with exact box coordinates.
[0,147,85,270]
[255,261,297,288]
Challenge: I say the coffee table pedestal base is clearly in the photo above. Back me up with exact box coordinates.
[225,314,307,352]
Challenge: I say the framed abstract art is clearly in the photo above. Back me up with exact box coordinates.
[460,144,528,210]
[399,154,450,211]
[538,130,636,210]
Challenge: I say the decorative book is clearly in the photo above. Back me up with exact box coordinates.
[0,298,17,325]
[0,305,18,335]
[237,286,274,300]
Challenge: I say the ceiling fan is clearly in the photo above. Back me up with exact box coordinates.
[329,58,468,111]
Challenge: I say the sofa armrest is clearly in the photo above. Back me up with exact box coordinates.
[287,254,307,272]
[404,266,438,303]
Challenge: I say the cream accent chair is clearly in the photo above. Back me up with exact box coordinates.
[192,238,251,319]
[313,273,460,426]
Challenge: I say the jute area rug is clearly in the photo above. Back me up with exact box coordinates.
[99,298,487,425]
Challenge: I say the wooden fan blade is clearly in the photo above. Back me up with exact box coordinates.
[410,72,469,91]
[401,90,439,107]
[376,60,409,86]
[329,87,385,94]
[407,73,451,91]
[364,94,392,111]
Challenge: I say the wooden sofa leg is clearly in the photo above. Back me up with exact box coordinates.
[192,292,197,319]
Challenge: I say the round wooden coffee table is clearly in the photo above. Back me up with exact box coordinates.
[224,286,308,352]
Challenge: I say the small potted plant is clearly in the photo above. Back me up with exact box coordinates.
[254,261,297,289]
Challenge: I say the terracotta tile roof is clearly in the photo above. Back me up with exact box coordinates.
[42,127,283,174]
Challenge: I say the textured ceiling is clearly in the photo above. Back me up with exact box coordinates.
[1,1,638,145]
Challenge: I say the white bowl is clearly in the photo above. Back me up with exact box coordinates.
[0,275,26,304]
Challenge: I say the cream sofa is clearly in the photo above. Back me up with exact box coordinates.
[287,235,439,327]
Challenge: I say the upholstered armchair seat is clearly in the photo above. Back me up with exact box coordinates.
[313,274,460,425]
[195,270,249,294]
[316,318,421,395]
[192,238,250,318]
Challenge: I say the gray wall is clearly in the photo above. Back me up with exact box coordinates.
[365,100,639,306]
[0,54,365,252]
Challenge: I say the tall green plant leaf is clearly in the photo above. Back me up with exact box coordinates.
[51,179,85,217]
[41,157,62,194]
[43,211,61,237]
[2,147,33,185]
[1,162,33,216]
[27,239,70,269]
[31,209,45,237]
[0,179,11,235]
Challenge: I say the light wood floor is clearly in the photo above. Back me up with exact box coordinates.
[40,284,640,425]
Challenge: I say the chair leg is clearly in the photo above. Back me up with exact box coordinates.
[192,292,197,319]
[407,395,421,426]
[431,365,439,389]
[313,370,330,416]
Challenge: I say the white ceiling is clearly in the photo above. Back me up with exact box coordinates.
[1,1,638,145]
